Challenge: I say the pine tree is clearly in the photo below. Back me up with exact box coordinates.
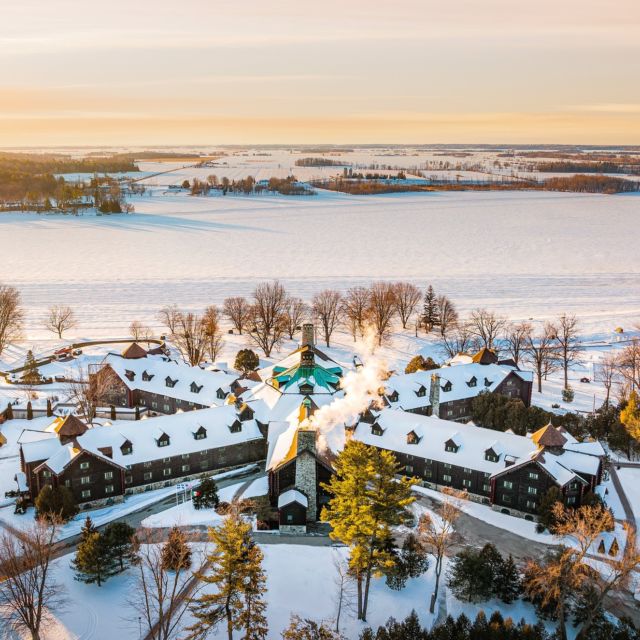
[620,391,640,449]
[401,533,429,579]
[46,398,53,417]
[73,517,117,586]
[4,402,13,420]
[238,539,268,640]
[26,401,33,420]
[161,526,192,571]
[135,406,140,420]
[421,285,439,333]
[189,514,267,640]
[110,404,116,420]
[22,350,40,386]
[193,477,219,510]
[103,521,136,572]
[35,484,78,522]
[321,441,415,621]
[494,554,522,603]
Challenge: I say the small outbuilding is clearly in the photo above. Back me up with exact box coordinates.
[278,489,308,534]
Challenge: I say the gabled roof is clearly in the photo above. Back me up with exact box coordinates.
[122,342,148,359]
[472,347,499,365]
[52,414,88,439]
[278,489,308,508]
[531,423,567,449]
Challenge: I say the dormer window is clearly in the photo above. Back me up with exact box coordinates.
[125,370,135,382]
[238,405,254,422]
[371,423,384,436]
[442,380,452,392]
[485,450,499,462]
[193,426,207,440]
[444,438,460,453]
[156,433,170,447]
[299,383,314,395]
[190,382,203,394]
[467,376,477,388]
[388,390,399,403]
[415,385,426,398]
[484,377,492,387]
[228,420,242,433]
[165,376,177,388]
[142,370,154,382]
[120,440,133,455]
[407,430,421,445]
[216,388,227,400]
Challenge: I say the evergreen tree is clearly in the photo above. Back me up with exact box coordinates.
[161,526,192,571]
[26,401,33,420]
[536,486,563,533]
[46,398,53,417]
[4,402,13,420]
[621,391,640,449]
[238,537,268,640]
[21,350,40,386]
[110,404,116,420]
[447,546,496,603]
[189,514,267,640]
[103,521,136,572]
[494,554,522,603]
[421,286,439,333]
[135,406,140,420]
[404,355,439,374]
[321,441,415,621]
[234,349,259,375]
[35,484,78,522]
[73,517,118,586]
[193,476,220,510]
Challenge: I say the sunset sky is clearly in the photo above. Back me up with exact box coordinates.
[2,0,639,146]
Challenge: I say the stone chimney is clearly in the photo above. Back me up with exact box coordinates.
[295,427,318,521]
[429,373,440,418]
[301,323,315,348]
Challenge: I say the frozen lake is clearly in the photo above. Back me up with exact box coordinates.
[3,189,639,337]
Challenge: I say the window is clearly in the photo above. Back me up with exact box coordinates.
[81,476,91,485]
[152,401,158,409]
[64,479,71,487]
[502,494,511,503]
[144,461,152,468]
[405,465,414,474]
[125,475,132,485]
[286,514,293,522]
[371,424,384,436]
[143,472,152,481]
[526,500,536,509]
[200,450,208,457]
[528,471,539,480]
[442,474,452,483]
[104,471,113,480]
[485,452,499,463]
[81,489,91,499]
[163,404,170,412]
[467,377,477,388]
[463,467,472,474]
[42,470,52,478]
[447,410,453,417]
[503,480,513,489]
[445,444,457,452]
[163,457,171,463]
[105,485,114,494]
[121,445,132,455]
[567,496,577,505]
[527,486,538,495]
[483,483,491,493]
[200,460,210,470]
[182,453,190,459]
[462,479,472,488]
[195,429,206,440]
[443,463,452,469]
[163,468,171,477]
[80,461,90,470]
[181,464,190,473]
[424,469,432,478]
[158,438,169,447]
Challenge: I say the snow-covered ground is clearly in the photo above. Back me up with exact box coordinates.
[2,186,639,339]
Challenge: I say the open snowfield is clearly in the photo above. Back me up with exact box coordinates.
[2,187,640,339]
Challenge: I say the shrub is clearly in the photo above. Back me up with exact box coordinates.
[35,484,79,522]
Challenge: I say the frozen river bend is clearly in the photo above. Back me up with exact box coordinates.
[3,189,639,337]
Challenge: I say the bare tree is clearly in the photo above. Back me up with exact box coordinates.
[157,304,181,336]
[435,295,458,337]
[248,281,288,357]
[223,297,251,335]
[503,321,532,367]
[596,352,618,407]
[417,488,463,613]
[44,305,77,339]
[283,297,308,340]
[332,554,356,633]
[469,308,507,351]
[0,284,23,357]
[617,338,640,392]
[0,518,64,640]
[312,290,343,347]
[172,312,208,366]
[129,320,152,342]
[341,287,371,342]
[203,305,224,363]
[367,282,396,346]
[556,314,583,391]
[391,282,421,330]
[70,365,119,426]
[441,320,474,358]
[525,323,560,393]
[131,529,205,640]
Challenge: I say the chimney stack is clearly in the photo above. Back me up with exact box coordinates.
[429,373,441,418]
[295,427,318,521]
[301,323,315,348]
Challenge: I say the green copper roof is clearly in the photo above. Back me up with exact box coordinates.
[271,348,342,394]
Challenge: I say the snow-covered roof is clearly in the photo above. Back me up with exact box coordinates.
[384,362,533,410]
[278,489,308,508]
[19,432,61,463]
[102,352,238,407]
[22,404,264,473]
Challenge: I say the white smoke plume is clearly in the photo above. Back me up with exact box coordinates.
[310,327,388,454]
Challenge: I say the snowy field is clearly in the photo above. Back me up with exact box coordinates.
[2,187,640,340]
